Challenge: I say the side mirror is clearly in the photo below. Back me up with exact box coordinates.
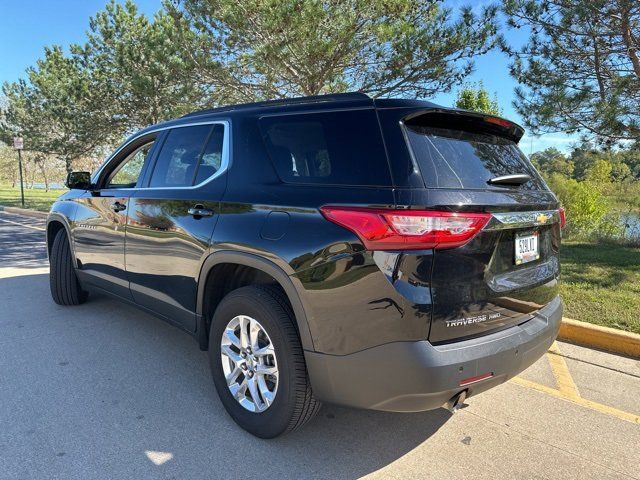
[65,171,93,190]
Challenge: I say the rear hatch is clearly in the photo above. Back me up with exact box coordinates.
[391,108,561,343]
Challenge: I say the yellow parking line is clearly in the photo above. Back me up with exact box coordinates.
[511,342,640,424]
[511,377,640,424]
[547,341,580,398]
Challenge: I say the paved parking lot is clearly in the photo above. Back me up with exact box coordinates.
[1,210,639,480]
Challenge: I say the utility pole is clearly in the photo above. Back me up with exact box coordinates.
[13,137,25,208]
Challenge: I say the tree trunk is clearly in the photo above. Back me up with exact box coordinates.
[38,162,49,191]
[592,38,606,101]
[620,7,640,79]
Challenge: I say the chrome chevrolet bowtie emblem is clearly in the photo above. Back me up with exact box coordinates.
[536,213,551,224]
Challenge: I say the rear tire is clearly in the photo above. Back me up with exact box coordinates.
[49,229,87,306]
[209,285,321,438]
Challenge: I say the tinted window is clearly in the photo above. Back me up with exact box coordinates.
[405,126,545,190]
[260,110,392,186]
[149,125,212,187]
[107,142,153,188]
[193,124,225,185]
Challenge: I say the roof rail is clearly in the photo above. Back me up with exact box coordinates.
[182,92,371,118]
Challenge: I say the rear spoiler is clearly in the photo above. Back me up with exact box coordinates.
[401,108,525,143]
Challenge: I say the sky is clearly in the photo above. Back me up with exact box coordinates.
[0,0,579,153]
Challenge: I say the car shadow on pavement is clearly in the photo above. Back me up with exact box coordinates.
[1,272,452,480]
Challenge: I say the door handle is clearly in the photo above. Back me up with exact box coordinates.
[188,205,214,218]
[111,201,126,212]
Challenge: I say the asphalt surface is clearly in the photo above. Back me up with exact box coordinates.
[1,210,639,480]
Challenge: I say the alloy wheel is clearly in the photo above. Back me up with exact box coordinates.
[220,315,279,412]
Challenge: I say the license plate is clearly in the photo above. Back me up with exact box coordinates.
[515,231,539,265]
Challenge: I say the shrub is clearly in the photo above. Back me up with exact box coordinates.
[546,174,622,239]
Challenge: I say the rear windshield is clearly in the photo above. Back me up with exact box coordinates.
[260,109,392,186]
[404,125,545,190]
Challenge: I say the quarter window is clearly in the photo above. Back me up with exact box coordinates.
[260,110,392,186]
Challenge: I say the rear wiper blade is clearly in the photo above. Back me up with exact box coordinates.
[487,174,531,186]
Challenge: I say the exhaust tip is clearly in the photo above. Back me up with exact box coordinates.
[444,390,467,413]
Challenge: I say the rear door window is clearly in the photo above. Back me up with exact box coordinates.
[404,125,545,190]
[260,109,392,186]
[149,125,212,188]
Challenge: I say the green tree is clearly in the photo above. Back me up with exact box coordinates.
[1,47,110,173]
[617,147,640,179]
[610,159,632,182]
[80,0,208,130]
[0,141,17,186]
[503,0,640,144]
[569,142,601,180]
[0,0,205,178]
[585,158,613,184]
[547,173,620,237]
[530,147,574,177]
[455,82,502,115]
[168,0,500,101]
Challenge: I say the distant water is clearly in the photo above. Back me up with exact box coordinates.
[30,182,65,190]
[620,213,640,239]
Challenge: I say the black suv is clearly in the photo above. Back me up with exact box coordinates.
[47,93,563,438]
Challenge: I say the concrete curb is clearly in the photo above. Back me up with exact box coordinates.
[559,317,640,359]
[0,205,48,219]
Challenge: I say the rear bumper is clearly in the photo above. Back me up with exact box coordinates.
[305,296,562,412]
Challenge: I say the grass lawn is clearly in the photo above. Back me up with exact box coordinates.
[0,185,66,212]
[560,241,640,334]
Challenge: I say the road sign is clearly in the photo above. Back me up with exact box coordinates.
[13,137,24,150]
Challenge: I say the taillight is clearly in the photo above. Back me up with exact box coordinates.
[559,207,566,229]
[320,207,491,251]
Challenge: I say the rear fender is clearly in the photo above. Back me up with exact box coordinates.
[196,250,315,352]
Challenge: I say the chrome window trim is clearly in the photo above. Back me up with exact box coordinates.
[93,120,231,190]
[485,210,560,231]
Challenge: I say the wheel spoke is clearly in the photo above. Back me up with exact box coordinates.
[225,366,242,386]
[221,344,243,364]
[256,364,277,376]
[257,376,275,407]
[223,327,241,349]
[249,319,261,351]
[253,344,274,358]
[246,377,263,410]
[239,316,250,350]
[229,380,247,401]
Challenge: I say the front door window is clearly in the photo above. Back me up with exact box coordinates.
[107,142,154,189]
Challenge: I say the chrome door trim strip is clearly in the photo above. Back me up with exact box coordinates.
[92,119,231,190]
